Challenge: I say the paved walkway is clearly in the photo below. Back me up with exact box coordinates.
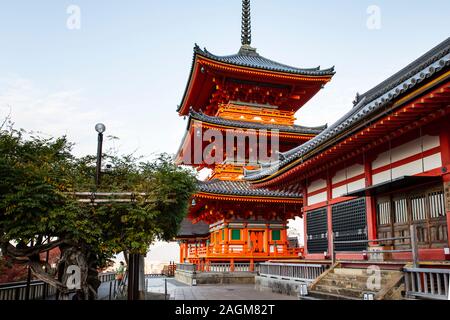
[145,278,296,300]
[98,280,116,300]
[173,284,297,300]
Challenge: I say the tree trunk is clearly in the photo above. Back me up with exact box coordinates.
[139,255,145,300]
[57,246,90,300]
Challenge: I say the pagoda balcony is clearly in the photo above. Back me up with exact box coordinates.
[216,102,296,126]
[186,243,303,261]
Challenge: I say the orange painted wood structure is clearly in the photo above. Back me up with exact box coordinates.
[175,1,333,265]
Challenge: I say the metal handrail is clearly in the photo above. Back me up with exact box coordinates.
[334,236,411,244]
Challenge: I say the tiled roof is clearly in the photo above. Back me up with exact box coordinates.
[177,44,335,113]
[190,110,327,135]
[198,179,300,198]
[177,218,210,237]
[195,44,335,77]
[245,37,450,181]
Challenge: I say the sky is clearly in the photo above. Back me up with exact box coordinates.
[1,0,449,263]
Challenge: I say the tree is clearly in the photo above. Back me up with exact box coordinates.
[0,125,197,299]
[0,256,28,283]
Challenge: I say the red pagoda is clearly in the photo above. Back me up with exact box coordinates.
[175,0,334,269]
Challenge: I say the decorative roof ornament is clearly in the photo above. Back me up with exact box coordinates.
[241,0,251,46]
[353,92,361,107]
[240,0,258,56]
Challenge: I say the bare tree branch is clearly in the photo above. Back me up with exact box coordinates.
[29,260,68,293]
[0,105,12,131]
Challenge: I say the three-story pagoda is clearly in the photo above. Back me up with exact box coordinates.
[175,0,334,269]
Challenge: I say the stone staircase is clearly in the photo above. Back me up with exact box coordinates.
[300,265,405,300]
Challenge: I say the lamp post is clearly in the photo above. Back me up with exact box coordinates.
[95,123,106,188]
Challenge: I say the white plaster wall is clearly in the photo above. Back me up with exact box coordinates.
[332,169,347,185]
[372,135,440,170]
[347,178,366,193]
[424,153,442,171]
[372,170,391,185]
[332,164,364,184]
[307,192,327,206]
[307,179,327,194]
[391,159,423,179]
[332,185,348,199]
[331,178,365,198]
[372,154,442,184]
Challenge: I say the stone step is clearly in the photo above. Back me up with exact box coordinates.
[323,272,398,284]
[319,278,385,291]
[313,284,370,299]
[332,268,401,278]
[297,295,321,300]
[305,290,360,301]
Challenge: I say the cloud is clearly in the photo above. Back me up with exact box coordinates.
[0,75,103,155]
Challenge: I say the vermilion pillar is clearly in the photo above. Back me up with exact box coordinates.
[364,155,378,242]
[303,210,308,255]
[179,243,184,263]
[302,185,309,255]
[326,175,333,259]
[264,224,270,254]
[439,118,450,247]
[281,225,287,253]
[224,225,230,254]
[242,223,248,253]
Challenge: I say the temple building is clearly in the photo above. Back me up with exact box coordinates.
[245,37,450,263]
[175,0,334,268]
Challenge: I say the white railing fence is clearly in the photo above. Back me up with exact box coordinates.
[404,267,450,300]
[176,263,196,273]
[0,272,115,301]
[259,263,327,282]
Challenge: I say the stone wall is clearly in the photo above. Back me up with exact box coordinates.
[175,270,255,286]
[255,275,306,297]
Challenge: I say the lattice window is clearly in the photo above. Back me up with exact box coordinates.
[394,198,408,224]
[411,195,426,221]
[376,184,447,248]
[306,208,328,254]
[429,191,445,218]
[332,198,367,252]
[377,200,391,226]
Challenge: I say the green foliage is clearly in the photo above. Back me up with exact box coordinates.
[0,125,197,268]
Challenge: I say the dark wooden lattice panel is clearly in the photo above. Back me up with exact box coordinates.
[306,208,328,254]
[332,198,368,252]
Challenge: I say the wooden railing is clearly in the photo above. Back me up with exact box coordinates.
[176,263,259,273]
[207,263,257,272]
[404,267,450,300]
[187,245,303,258]
[0,272,115,301]
[258,263,327,283]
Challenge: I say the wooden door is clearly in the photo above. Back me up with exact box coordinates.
[249,231,264,253]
